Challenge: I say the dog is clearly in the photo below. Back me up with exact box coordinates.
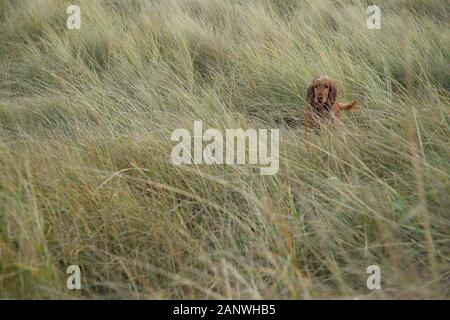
[303,75,356,130]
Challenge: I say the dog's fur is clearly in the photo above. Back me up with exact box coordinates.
[304,75,356,130]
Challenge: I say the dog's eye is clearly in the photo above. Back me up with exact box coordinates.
[314,85,318,88]
[325,85,329,89]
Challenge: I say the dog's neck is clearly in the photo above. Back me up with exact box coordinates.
[312,100,332,113]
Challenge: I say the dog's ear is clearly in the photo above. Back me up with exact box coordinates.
[328,79,337,104]
[307,82,315,105]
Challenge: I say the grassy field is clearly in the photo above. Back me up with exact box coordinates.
[0,0,449,299]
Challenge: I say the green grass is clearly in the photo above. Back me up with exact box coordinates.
[0,0,449,299]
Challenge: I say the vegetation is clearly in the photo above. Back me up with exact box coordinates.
[0,0,448,299]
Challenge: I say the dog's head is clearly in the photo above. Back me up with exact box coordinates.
[307,75,337,110]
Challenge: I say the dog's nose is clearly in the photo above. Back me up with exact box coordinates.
[317,96,323,102]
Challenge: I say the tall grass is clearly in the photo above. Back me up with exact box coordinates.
[0,0,449,299]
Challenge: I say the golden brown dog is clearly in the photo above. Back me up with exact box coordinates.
[304,75,356,130]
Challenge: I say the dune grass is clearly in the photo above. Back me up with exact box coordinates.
[0,0,449,299]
